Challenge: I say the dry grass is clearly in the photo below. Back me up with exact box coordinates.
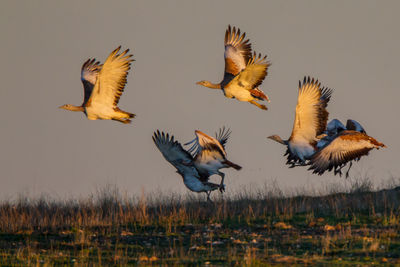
[0,177,399,265]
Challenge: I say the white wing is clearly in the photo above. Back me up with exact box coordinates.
[80,59,102,106]
[290,77,332,142]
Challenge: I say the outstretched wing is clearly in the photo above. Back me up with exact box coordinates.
[225,52,270,92]
[81,58,102,106]
[153,130,194,169]
[224,25,252,77]
[185,130,227,159]
[290,76,333,143]
[87,46,134,108]
[309,131,385,175]
[215,127,231,150]
[153,131,207,182]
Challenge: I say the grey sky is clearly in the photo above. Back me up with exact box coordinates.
[0,0,398,199]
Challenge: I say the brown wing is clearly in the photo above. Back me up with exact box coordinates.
[87,46,134,108]
[308,131,385,175]
[225,52,270,91]
[290,77,333,142]
[80,58,102,106]
[224,25,252,76]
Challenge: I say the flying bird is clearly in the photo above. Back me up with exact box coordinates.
[268,77,333,166]
[309,119,386,177]
[152,130,220,201]
[184,127,242,192]
[196,25,271,110]
[59,46,135,124]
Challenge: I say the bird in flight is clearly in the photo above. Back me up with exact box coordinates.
[59,46,135,124]
[268,76,333,167]
[184,127,242,192]
[152,130,220,201]
[309,119,386,177]
[196,25,271,110]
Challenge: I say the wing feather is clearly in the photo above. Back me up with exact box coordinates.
[290,76,333,142]
[152,130,196,172]
[215,127,231,150]
[308,131,384,175]
[190,130,227,159]
[87,46,134,108]
[224,52,270,92]
[81,58,102,106]
[224,25,252,76]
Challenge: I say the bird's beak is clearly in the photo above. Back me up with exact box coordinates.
[58,105,65,109]
[196,81,201,85]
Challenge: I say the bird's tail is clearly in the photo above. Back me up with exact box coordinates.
[115,107,136,119]
[250,88,270,102]
[223,160,242,170]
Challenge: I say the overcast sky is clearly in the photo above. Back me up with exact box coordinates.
[0,0,398,199]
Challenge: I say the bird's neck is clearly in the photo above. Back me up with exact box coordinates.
[205,81,221,89]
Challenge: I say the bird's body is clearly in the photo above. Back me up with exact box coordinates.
[185,128,241,191]
[310,120,386,177]
[59,46,135,124]
[152,130,220,201]
[268,77,333,166]
[197,25,270,110]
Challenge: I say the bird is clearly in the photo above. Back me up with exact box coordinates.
[309,119,386,177]
[184,127,242,192]
[268,76,333,167]
[59,46,135,124]
[152,130,220,201]
[196,25,271,110]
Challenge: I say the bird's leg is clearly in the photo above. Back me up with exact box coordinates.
[218,171,225,193]
[334,165,345,177]
[206,191,213,203]
[345,162,353,178]
[249,100,268,110]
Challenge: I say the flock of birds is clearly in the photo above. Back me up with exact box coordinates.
[60,25,386,201]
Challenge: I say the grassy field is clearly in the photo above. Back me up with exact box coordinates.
[0,179,399,266]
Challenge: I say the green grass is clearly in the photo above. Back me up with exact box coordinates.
[0,180,399,266]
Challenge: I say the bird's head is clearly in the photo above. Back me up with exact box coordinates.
[59,104,72,110]
[58,104,84,112]
[196,80,209,87]
[267,135,286,145]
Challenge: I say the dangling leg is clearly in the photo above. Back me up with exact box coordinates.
[345,162,353,178]
[249,100,267,110]
[218,171,225,193]
[206,191,213,203]
[334,164,346,177]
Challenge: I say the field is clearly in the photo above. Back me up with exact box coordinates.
[0,179,399,266]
